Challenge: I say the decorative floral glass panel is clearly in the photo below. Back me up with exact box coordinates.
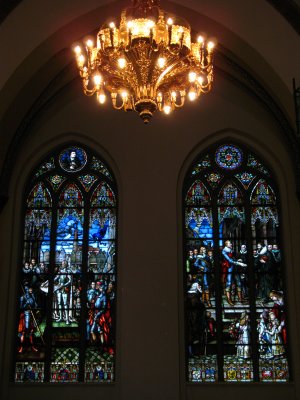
[14,144,117,383]
[184,143,289,383]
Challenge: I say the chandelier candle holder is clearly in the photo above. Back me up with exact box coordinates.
[73,0,216,123]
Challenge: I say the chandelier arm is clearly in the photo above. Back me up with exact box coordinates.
[154,56,188,91]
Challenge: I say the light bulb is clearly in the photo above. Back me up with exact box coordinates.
[157,57,166,68]
[109,22,115,29]
[163,105,171,114]
[118,58,126,69]
[78,55,85,65]
[207,41,215,51]
[171,91,177,100]
[188,72,197,83]
[93,75,102,86]
[121,91,128,99]
[198,76,204,85]
[167,18,173,25]
[127,21,133,29]
[86,39,93,48]
[74,45,81,54]
[98,92,106,104]
[197,35,204,44]
[157,92,163,102]
[188,90,197,101]
[147,20,155,29]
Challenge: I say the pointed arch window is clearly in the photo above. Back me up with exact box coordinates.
[184,143,290,383]
[14,145,117,383]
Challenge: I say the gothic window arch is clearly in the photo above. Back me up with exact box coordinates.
[184,143,290,383]
[14,145,117,383]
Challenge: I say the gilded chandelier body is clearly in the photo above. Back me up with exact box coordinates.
[74,0,215,123]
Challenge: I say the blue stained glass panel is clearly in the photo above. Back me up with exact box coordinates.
[89,209,116,241]
[88,240,116,273]
[57,209,84,241]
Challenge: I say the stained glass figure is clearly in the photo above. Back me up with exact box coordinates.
[78,174,98,191]
[15,145,117,383]
[247,154,270,176]
[59,146,87,172]
[235,172,255,189]
[184,143,289,383]
[185,181,210,205]
[215,145,243,170]
[190,155,211,176]
[91,182,116,206]
[91,156,113,180]
[34,158,55,178]
[205,172,223,188]
[48,175,66,191]
[251,180,276,205]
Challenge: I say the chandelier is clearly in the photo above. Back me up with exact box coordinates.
[73,0,216,123]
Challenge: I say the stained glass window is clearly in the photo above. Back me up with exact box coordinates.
[14,145,117,383]
[184,143,290,383]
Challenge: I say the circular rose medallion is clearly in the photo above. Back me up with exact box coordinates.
[59,147,87,172]
[215,145,242,170]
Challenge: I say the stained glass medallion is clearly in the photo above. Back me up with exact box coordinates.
[48,175,66,191]
[235,172,255,189]
[215,145,242,170]
[15,145,117,383]
[78,174,98,191]
[59,147,87,173]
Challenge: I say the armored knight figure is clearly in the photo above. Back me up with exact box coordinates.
[53,261,72,324]
[18,286,38,353]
